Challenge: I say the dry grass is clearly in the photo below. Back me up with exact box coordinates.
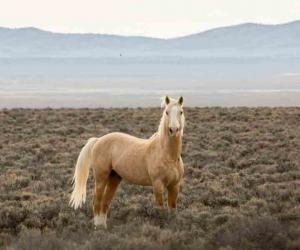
[0,107,300,250]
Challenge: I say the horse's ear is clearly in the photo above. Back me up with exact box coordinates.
[178,96,183,106]
[165,96,170,105]
[160,96,170,108]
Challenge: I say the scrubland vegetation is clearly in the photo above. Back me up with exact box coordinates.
[0,107,300,249]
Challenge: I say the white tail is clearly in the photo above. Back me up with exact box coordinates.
[69,137,97,209]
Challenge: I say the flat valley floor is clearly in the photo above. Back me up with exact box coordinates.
[0,107,300,249]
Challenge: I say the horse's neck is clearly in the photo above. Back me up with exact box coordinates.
[158,128,182,161]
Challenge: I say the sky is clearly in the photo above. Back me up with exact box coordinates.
[1,0,300,38]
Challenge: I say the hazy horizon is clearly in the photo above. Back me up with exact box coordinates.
[1,19,299,39]
[1,1,300,107]
[2,0,300,38]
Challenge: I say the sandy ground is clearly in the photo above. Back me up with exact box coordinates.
[1,91,300,108]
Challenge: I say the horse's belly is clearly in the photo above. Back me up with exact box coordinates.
[113,161,152,186]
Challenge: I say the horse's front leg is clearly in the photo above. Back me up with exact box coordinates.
[152,179,165,208]
[167,182,180,213]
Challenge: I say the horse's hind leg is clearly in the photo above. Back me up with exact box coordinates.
[100,171,122,228]
[93,169,110,228]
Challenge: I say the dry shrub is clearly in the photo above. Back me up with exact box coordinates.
[206,216,300,250]
[10,229,72,250]
[1,107,300,249]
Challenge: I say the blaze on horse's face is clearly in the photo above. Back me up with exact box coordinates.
[163,96,184,137]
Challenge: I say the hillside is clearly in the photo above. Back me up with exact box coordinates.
[1,20,300,58]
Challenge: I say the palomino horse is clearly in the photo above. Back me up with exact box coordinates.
[70,96,185,228]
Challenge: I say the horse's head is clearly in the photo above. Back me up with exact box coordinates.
[161,96,185,137]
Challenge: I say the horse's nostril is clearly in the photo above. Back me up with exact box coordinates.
[169,128,173,133]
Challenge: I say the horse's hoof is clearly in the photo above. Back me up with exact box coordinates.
[169,208,177,214]
[153,207,168,217]
[94,224,107,230]
[94,223,107,230]
[166,208,177,219]
[94,214,107,229]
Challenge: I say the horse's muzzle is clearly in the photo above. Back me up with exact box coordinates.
[169,127,180,137]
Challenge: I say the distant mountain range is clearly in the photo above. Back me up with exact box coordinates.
[0,20,300,58]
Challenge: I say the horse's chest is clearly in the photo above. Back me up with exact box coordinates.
[164,163,182,186]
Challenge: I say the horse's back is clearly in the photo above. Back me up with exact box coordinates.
[96,132,148,149]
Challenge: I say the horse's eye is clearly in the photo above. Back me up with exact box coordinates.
[166,111,169,115]
[180,111,183,115]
